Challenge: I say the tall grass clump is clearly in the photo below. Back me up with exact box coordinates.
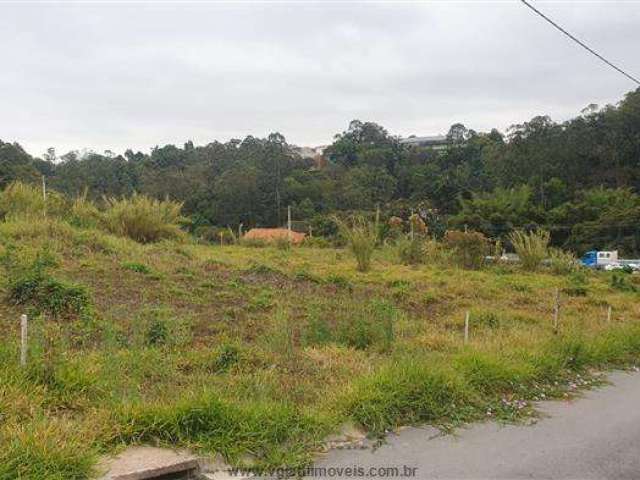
[68,189,102,229]
[0,419,98,480]
[342,359,475,435]
[103,194,186,243]
[509,229,550,271]
[0,181,67,220]
[548,247,579,275]
[335,216,377,272]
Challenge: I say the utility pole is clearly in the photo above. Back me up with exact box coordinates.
[287,205,292,242]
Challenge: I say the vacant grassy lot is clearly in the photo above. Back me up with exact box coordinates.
[1,219,640,479]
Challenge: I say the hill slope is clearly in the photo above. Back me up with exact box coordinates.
[1,219,640,478]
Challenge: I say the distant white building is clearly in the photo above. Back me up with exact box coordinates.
[399,135,449,149]
[293,145,328,159]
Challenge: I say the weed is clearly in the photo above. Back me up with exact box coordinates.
[509,229,550,271]
[334,216,377,272]
[293,269,322,284]
[325,274,352,290]
[121,261,152,274]
[212,343,241,372]
[249,290,274,311]
[303,309,333,346]
[146,317,168,346]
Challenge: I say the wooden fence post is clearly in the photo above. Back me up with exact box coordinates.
[20,314,28,367]
[607,305,612,324]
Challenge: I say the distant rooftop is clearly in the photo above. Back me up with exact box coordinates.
[399,135,448,146]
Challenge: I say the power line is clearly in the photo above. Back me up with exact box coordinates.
[519,0,640,86]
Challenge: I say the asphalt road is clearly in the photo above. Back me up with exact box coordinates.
[306,370,640,480]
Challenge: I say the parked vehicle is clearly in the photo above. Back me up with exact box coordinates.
[581,250,640,270]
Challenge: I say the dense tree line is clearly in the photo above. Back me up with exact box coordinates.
[2,88,640,254]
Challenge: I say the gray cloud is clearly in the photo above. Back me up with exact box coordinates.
[1,1,638,156]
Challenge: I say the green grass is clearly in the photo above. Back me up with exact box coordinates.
[1,217,640,478]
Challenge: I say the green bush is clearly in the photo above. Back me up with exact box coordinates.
[563,271,589,297]
[610,273,637,292]
[103,193,186,243]
[509,229,550,271]
[3,251,91,318]
[444,230,488,269]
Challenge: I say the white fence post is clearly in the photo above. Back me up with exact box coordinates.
[464,311,470,345]
[553,288,560,334]
[20,314,28,367]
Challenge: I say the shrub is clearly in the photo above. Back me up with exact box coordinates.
[396,236,425,265]
[335,216,377,272]
[102,193,185,243]
[444,230,488,269]
[509,229,550,271]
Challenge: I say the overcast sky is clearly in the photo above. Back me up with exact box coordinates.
[1,1,639,157]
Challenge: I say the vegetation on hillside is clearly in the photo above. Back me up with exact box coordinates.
[3,88,640,255]
[0,187,639,478]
